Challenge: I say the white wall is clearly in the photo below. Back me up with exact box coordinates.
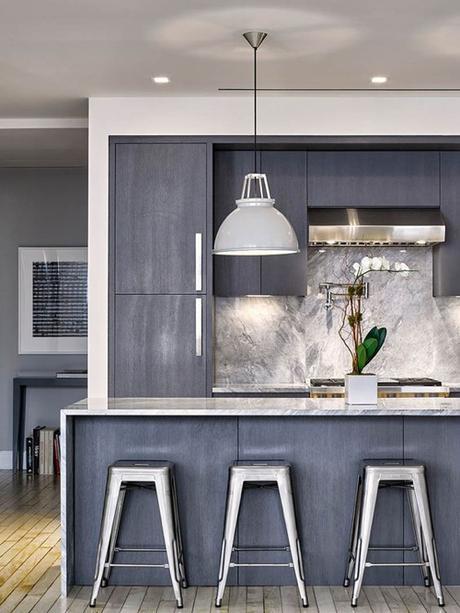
[88,95,460,397]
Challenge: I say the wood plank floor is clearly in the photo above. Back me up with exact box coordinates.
[0,470,458,613]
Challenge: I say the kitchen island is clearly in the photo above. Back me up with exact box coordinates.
[61,397,460,594]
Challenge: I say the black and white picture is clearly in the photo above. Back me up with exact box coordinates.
[19,248,88,354]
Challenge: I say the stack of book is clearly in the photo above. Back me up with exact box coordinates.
[25,427,61,475]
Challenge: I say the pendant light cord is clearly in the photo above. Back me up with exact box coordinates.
[254,45,257,174]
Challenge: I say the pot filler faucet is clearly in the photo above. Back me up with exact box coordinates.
[319,282,369,310]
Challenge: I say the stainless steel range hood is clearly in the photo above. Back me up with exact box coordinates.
[308,208,445,246]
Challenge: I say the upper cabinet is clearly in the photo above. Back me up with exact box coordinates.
[307,151,440,207]
[259,151,308,295]
[115,143,207,294]
[433,152,460,297]
[213,150,260,296]
[213,150,307,296]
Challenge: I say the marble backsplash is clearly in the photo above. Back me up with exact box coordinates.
[214,247,460,384]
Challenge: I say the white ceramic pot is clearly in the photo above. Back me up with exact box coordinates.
[344,374,378,405]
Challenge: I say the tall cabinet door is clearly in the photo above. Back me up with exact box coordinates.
[115,143,207,294]
[433,152,460,296]
[114,295,206,397]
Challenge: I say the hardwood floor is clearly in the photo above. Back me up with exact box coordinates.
[0,469,459,612]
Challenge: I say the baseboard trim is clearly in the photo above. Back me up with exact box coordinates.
[0,450,12,470]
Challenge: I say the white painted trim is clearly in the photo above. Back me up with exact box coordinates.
[0,450,12,470]
[88,95,460,399]
[0,118,88,129]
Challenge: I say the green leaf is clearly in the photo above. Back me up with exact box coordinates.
[377,327,387,351]
[364,326,379,343]
[363,337,378,362]
[357,344,367,372]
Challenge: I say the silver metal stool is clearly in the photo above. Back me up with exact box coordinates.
[344,459,444,607]
[215,461,308,608]
[90,460,186,608]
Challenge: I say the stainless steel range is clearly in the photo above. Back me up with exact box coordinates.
[309,378,449,398]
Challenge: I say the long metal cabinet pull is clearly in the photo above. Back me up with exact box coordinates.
[195,233,202,292]
[195,298,202,357]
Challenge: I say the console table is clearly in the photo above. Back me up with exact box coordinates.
[13,375,87,472]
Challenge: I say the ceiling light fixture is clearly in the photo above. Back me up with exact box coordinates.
[152,76,170,84]
[371,75,388,85]
[213,32,299,256]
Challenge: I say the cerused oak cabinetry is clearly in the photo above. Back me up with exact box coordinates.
[307,151,440,207]
[213,150,308,296]
[110,141,208,397]
[115,143,207,294]
[433,152,460,297]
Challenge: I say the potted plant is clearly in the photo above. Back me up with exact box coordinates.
[336,256,410,405]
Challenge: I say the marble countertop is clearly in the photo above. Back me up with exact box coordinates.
[62,396,460,416]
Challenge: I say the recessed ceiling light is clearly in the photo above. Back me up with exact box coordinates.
[371,75,388,85]
[152,76,170,84]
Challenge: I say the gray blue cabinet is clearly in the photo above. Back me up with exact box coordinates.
[114,295,206,397]
[213,150,307,296]
[308,151,440,207]
[114,143,207,294]
[213,150,260,296]
[433,152,460,296]
[109,140,209,396]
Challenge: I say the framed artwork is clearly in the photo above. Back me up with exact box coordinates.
[18,247,88,354]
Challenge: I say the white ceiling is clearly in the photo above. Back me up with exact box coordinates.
[2,0,460,118]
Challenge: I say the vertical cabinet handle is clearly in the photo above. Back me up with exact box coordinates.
[195,298,202,357]
[195,233,202,292]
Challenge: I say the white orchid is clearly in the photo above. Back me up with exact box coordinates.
[394,261,410,277]
[353,255,394,277]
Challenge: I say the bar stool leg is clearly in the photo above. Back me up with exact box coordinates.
[215,474,244,608]
[101,485,126,588]
[156,472,183,609]
[351,473,379,607]
[412,473,444,607]
[344,475,364,588]
[171,471,187,589]
[277,471,308,608]
[406,486,430,587]
[90,473,123,607]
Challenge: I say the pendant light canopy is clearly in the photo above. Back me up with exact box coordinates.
[213,32,299,257]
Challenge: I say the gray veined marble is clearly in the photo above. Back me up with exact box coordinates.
[63,396,460,416]
[214,247,460,384]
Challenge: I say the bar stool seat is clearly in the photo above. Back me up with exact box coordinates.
[216,460,308,608]
[90,460,186,608]
[344,459,444,607]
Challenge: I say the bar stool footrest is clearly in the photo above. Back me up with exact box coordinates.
[368,545,418,552]
[233,546,290,552]
[105,563,169,568]
[114,547,166,553]
[230,562,294,568]
[365,562,429,568]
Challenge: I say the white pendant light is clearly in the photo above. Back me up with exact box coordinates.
[213,32,299,256]
[213,173,299,255]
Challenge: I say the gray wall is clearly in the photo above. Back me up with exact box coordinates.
[215,247,460,384]
[0,167,87,457]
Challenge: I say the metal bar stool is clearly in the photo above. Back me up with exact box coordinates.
[343,459,444,607]
[90,460,187,608]
[215,461,308,608]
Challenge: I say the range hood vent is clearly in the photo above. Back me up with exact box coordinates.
[308,208,445,246]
